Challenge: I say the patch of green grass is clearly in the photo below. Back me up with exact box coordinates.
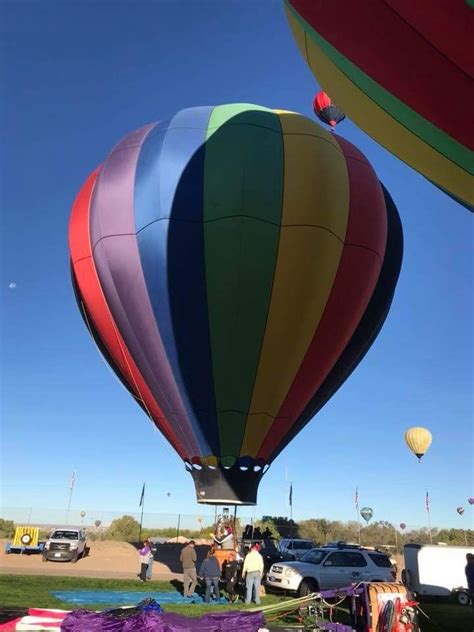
[0,575,285,615]
[1,576,471,631]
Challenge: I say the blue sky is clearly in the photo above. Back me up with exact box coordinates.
[1,1,472,531]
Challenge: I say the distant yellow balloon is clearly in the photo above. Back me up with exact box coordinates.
[405,427,432,461]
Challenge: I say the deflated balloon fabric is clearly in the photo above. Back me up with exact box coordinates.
[61,608,265,631]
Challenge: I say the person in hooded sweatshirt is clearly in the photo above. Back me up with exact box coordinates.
[137,539,151,582]
[199,548,221,603]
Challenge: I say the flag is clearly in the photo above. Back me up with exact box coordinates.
[354,486,359,511]
[139,483,145,507]
[425,490,430,512]
[69,470,76,491]
[289,483,293,507]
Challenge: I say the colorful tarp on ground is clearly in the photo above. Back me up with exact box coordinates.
[50,591,227,605]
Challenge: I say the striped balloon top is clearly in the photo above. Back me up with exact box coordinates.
[69,103,400,469]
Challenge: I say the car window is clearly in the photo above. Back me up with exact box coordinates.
[295,542,313,550]
[324,552,348,566]
[368,553,392,568]
[51,530,79,540]
[345,552,367,567]
[299,550,327,564]
[324,551,367,567]
[287,542,293,549]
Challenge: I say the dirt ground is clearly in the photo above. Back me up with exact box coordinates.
[1,540,404,582]
[0,540,202,580]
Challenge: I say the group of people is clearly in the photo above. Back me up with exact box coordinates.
[179,539,265,604]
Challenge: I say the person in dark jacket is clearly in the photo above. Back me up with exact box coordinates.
[465,553,474,605]
[223,551,241,602]
[199,549,221,603]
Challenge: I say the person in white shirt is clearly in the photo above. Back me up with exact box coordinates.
[242,543,264,604]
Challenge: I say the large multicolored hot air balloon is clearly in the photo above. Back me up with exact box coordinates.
[285,0,474,211]
[313,91,345,129]
[69,104,403,505]
[404,427,432,461]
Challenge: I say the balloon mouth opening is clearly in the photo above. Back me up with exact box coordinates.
[415,453,424,460]
[185,457,269,505]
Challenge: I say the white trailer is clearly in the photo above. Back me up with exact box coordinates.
[403,543,474,603]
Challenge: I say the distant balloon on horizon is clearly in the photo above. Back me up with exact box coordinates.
[8,282,16,289]
[399,522,406,530]
[468,498,474,505]
[360,507,373,524]
[457,507,465,515]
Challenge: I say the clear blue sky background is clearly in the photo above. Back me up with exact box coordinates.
[1,1,472,530]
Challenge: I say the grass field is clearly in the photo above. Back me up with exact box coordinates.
[0,575,472,631]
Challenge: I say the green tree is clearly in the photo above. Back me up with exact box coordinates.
[106,515,141,542]
[0,518,15,539]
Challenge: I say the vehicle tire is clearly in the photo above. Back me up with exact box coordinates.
[455,590,470,606]
[298,579,319,597]
[71,554,78,564]
[42,557,48,563]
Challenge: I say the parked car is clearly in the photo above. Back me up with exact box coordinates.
[240,538,295,576]
[266,544,396,596]
[42,528,87,563]
[279,538,315,560]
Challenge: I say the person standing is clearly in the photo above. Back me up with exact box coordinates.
[180,540,197,598]
[243,543,264,605]
[199,548,222,603]
[146,540,157,580]
[465,553,474,606]
[223,551,241,603]
[137,539,151,582]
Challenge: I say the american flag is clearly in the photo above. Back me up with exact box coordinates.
[0,608,69,630]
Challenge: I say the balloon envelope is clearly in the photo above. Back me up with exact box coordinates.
[469,498,474,505]
[313,91,345,129]
[404,427,432,460]
[94,520,101,528]
[457,507,465,515]
[80,511,86,518]
[360,507,373,523]
[399,522,406,530]
[285,0,473,211]
[69,104,402,505]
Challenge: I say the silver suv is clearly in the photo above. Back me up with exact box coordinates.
[42,528,87,563]
[279,538,315,560]
[267,544,395,596]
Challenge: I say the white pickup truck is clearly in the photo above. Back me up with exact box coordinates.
[42,527,87,563]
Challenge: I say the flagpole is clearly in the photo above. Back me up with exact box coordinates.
[289,483,293,541]
[66,469,76,524]
[355,486,361,545]
[426,490,432,545]
[138,483,145,543]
